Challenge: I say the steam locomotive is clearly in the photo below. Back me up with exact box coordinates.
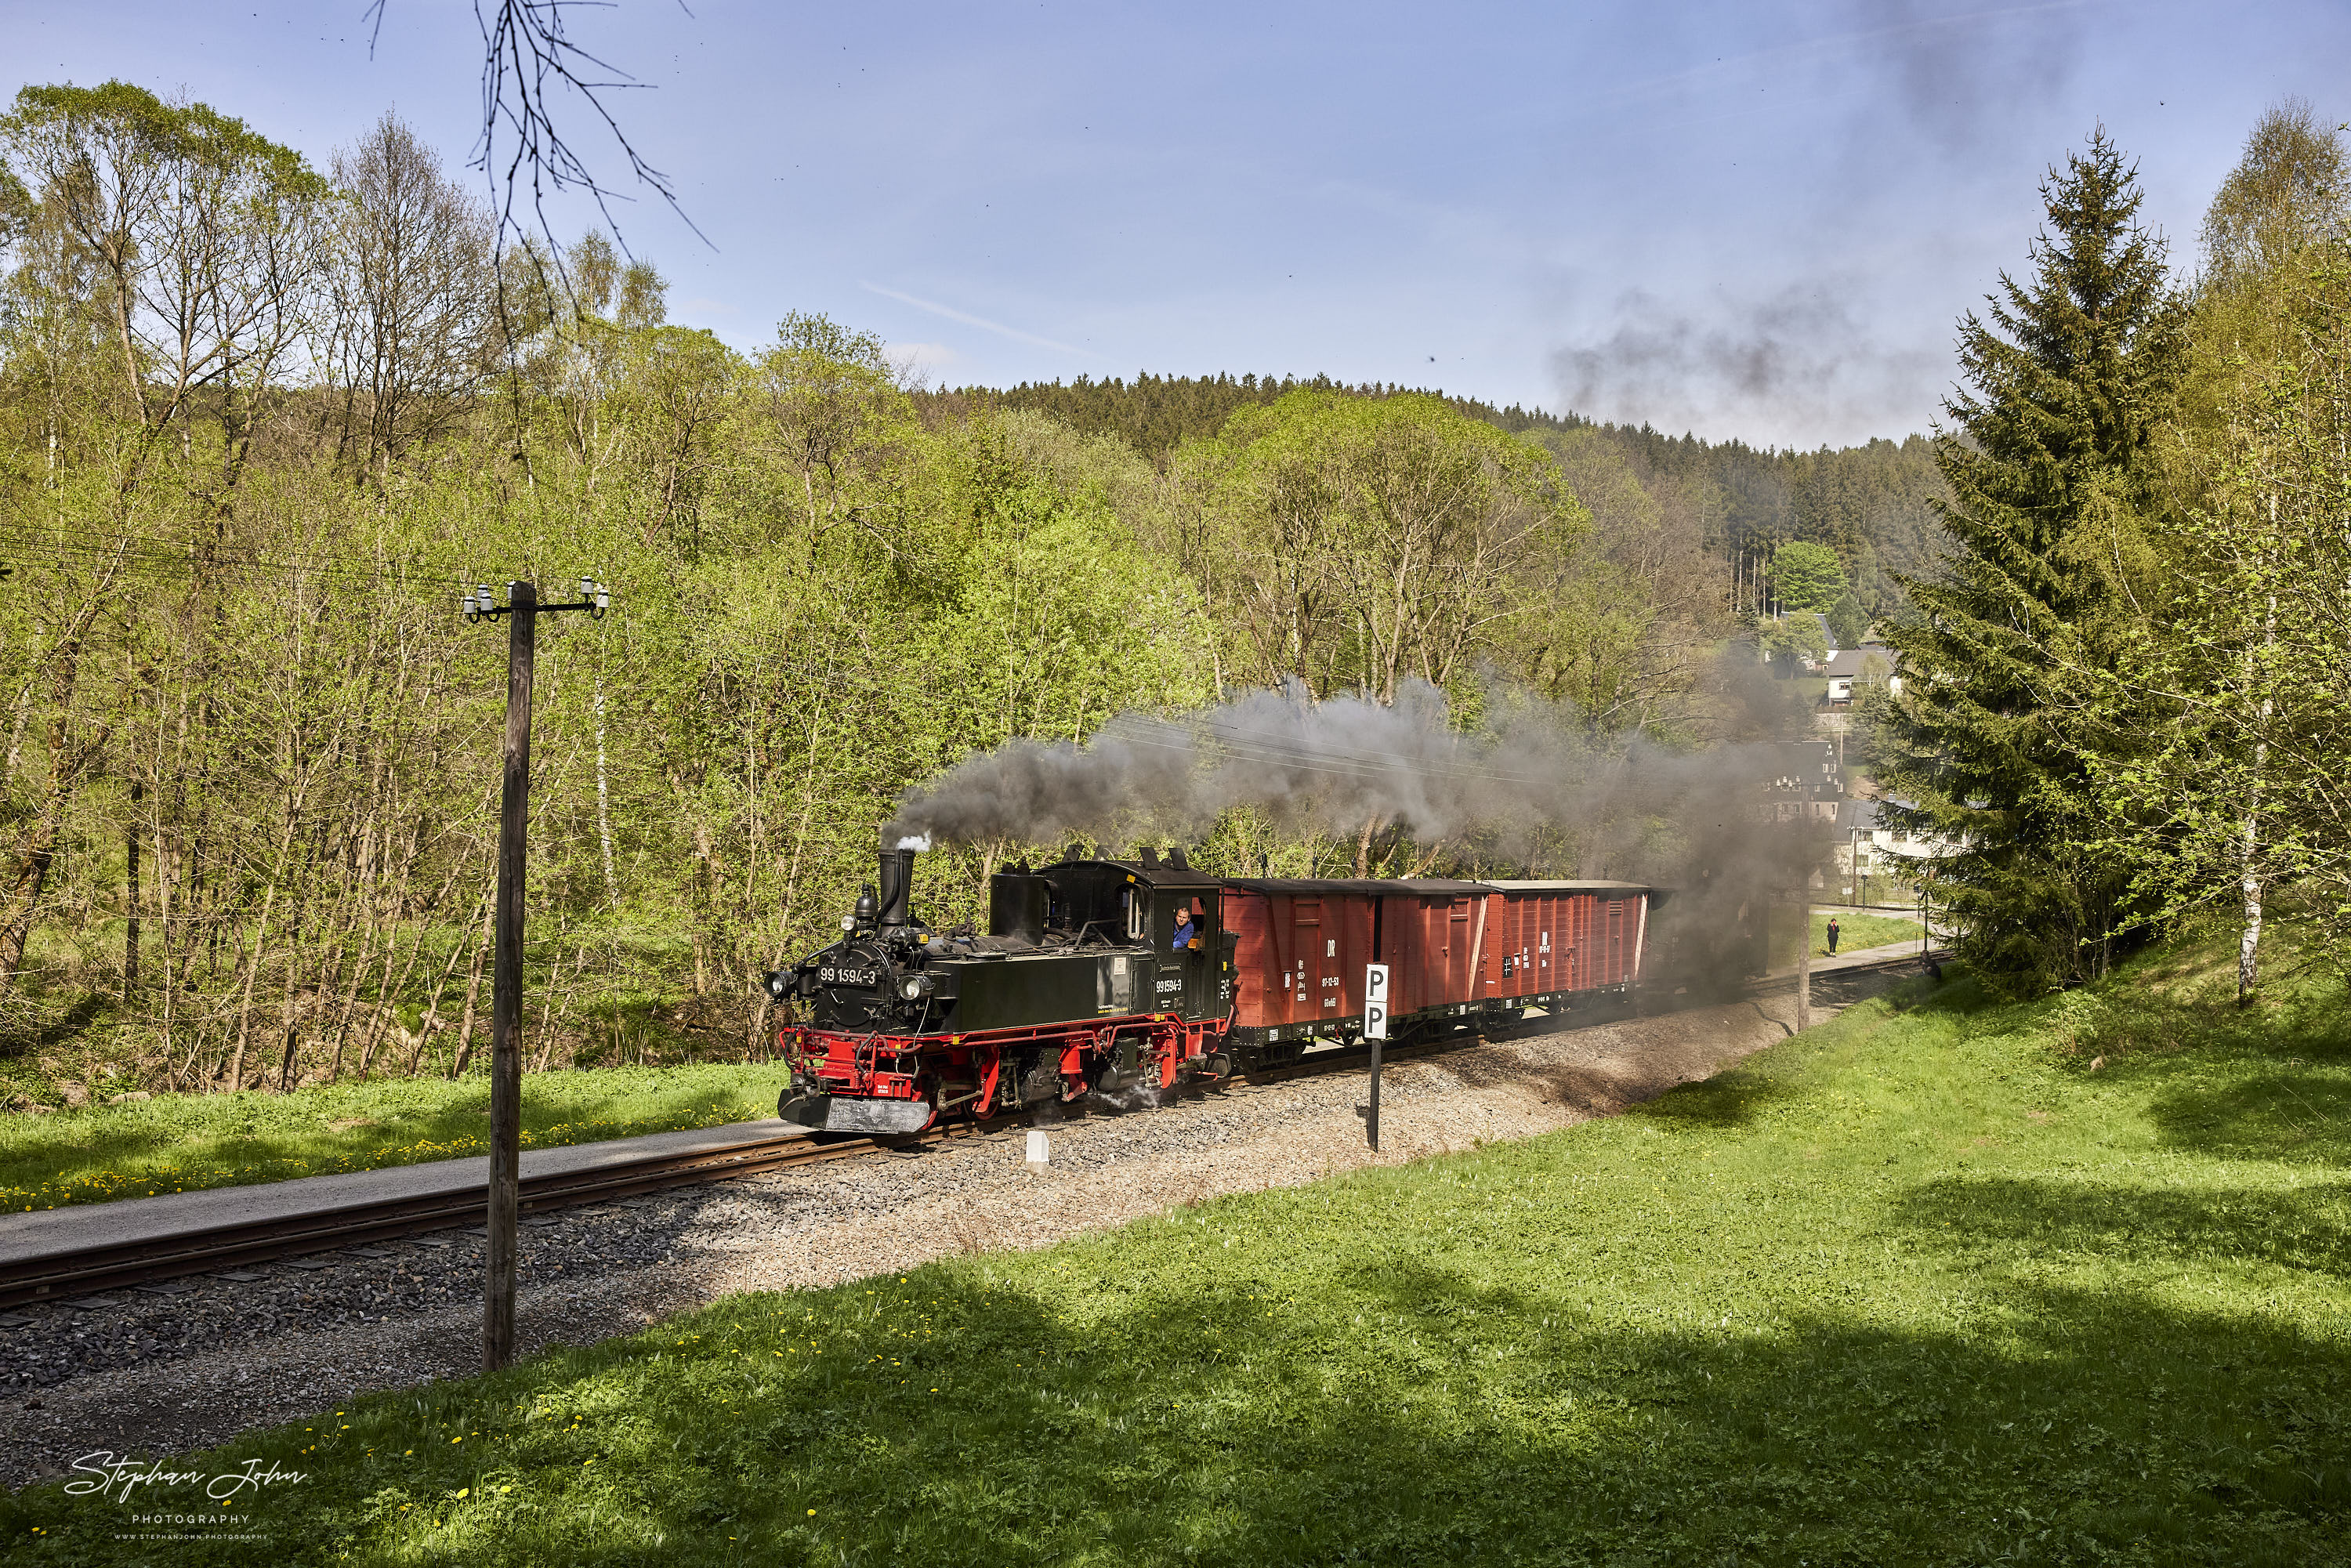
[764,842,1659,1135]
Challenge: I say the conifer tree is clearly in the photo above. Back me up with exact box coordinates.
[1872,130,2191,994]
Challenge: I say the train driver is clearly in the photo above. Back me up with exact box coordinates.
[1172,904,1199,951]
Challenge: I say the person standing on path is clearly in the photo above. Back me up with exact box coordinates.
[1826,916,1841,956]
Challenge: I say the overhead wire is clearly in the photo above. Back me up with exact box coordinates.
[0,520,613,603]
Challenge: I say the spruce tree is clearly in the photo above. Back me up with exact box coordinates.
[1873,130,2191,994]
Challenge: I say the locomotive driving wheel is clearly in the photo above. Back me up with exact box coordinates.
[910,1072,944,1133]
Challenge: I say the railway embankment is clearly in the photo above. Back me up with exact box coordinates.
[7,919,2346,1563]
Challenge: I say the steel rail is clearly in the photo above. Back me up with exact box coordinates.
[0,951,1940,1309]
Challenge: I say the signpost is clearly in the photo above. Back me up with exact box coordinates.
[1358,963,1389,1151]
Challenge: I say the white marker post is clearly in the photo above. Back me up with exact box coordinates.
[1359,963,1390,1151]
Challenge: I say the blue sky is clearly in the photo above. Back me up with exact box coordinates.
[5,1,2342,446]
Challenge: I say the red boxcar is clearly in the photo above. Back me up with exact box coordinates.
[1223,880,1378,1034]
[1371,882,1491,1025]
[1478,882,1649,1002]
[1223,877,1649,1046]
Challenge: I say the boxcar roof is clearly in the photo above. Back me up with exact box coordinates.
[1223,877,1494,896]
[1480,879,1654,893]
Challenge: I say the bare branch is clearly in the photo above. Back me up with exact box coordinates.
[360,0,710,282]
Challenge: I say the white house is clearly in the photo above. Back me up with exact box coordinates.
[1825,644,1901,706]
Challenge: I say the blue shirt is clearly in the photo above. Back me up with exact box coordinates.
[1172,920,1195,950]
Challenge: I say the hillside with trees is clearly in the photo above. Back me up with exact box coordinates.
[0,75,2344,1106]
[1871,102,2351,999]
[0,83,1762,1103]
[933,375,1949,629]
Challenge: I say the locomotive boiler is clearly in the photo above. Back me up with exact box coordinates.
[766,842,1657,1135]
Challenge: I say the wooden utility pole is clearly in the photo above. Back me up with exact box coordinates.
[465,577,607,1373]
[485,580,534,1372]
[1795,896,1811,1032]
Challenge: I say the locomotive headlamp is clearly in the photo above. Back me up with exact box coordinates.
[841,915,857,932]
[763,971,790,999]
[901,977,924,1001]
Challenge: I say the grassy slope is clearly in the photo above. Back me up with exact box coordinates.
[0,1064,784,1212]
[10,922,2349,1566]
[1811,908,1921,953]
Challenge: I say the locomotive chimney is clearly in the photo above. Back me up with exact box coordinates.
[877,834,927,930]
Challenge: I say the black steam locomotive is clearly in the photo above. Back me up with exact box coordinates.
[764,843,1234,1134]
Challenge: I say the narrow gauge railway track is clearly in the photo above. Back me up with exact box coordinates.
[0,951,1940,1311]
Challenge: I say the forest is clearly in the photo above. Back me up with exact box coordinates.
[0,78,2342,1103]
[938,374,1947,623]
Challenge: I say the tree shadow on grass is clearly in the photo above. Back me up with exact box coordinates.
[1893,1169,2351,1282]
[1627,1059,1809,1131]
[2144,1070,2351,1168]
[46,1252,2349,1567]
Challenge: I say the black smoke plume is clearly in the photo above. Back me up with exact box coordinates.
[886,680,1826,983]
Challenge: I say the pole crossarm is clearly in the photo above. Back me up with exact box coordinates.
[465,575,610,623]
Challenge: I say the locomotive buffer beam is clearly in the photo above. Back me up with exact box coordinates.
[777,1088,933,1137]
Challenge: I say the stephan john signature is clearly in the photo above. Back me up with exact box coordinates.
[66,1453,307,1505]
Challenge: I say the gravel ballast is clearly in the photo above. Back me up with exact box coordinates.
[1,983,1861,1488]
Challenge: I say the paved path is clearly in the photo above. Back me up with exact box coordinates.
[0,1120,800,1276]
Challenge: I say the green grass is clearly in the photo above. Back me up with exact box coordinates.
[1812,907,1922,954]
[1770,907,1923,965]
[10,920,2350,1565]
[0,1063,785,1213]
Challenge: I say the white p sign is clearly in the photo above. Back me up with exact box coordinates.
[1364,962,1390,1040]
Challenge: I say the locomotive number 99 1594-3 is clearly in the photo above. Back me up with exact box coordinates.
[818,965,881,987]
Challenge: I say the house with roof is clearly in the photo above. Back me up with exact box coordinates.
[1827,796,1955,901]
[1824,644,1901,707]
